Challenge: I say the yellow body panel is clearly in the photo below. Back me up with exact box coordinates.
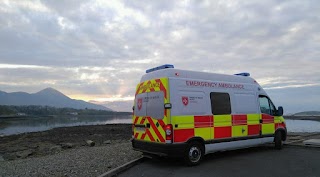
[172,115,195,129]
[261,123,275,135]
[195,127,212,140]
[214,115,232,127]
[232,125,248,137]
[274,116,284,124]
[247,114,260,125]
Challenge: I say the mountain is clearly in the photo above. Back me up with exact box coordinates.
[293,111,320,116]
[0,88,112,111]
[90,100,132,112]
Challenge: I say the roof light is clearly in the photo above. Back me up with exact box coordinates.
[146,64,174,73]
[234,72,250,77]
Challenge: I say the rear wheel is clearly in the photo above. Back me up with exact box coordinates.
[184,141,203,166]
[275,131,283,150]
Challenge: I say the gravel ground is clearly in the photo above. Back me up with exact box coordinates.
[0,124,132,161]
[0,142,142,177]
[0,124,141,176]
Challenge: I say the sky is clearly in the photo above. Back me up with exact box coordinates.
[0,0,319,114]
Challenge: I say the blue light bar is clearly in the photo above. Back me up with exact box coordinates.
[234,72,250,77]
[146,64,174,73]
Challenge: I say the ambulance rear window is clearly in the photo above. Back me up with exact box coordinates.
[146,91,164,119]
[134,91,164,119]
[210,92,231,115]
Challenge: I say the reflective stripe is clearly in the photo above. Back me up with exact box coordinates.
[214,126,232,139]
[145,129,155,142]
[147,117,165,142]
[133,78,170,144]
[195,127,212,140]
[194,115,213,128]
[232,125,248,137]
[214,115,232,127]
[247,114,260,125]
[170,114,286,143]
[248,124,260,135]
[262,123,275,134]
[232,115,247,125]
[173,129,194,143]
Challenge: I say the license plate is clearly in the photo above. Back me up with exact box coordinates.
[135,127,146,132]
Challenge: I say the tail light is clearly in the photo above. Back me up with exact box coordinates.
[165,124,173,143]
[132,124,134,138]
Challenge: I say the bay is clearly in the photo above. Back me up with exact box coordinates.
[1,116,319,136]
[0,115,132,136]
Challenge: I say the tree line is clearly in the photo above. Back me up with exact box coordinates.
[0,105,131,116]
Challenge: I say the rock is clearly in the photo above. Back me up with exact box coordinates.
[103,140,111,144]
[114,140,123,143]
[50,145,62,152]
[60,143,74,149]
[28,144,39,149]
[3,153,16,160]
[16,149,33,158]
[0,155,5,161]
[86,140,95,147]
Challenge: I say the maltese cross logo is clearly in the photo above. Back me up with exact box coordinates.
[182,96,189,106]
[137,98,142,110]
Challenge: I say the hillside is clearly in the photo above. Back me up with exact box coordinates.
[0,88,112,111]
[293,111,320,116]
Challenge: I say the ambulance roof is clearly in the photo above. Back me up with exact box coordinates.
[141,68,257,84]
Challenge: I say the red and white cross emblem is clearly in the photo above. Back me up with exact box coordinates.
[137,98,142,110]
[182,96,189,106]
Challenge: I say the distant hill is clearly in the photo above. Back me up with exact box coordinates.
[293,111,320,116]
[0,88,112,111]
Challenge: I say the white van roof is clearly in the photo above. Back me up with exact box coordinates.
[141,68,256,84]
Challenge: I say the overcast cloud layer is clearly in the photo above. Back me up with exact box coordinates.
[0,0,319,113]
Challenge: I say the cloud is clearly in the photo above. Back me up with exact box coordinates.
[0,64,50,69]
[0,0,319,113]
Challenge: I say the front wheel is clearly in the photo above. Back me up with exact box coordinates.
[184,141,204,166]
[274,131,283,150]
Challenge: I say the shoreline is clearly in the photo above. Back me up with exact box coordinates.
[1,117,319,160]
[0,124,132,161]
[1,116,319,136]
[284,116,320,122]
[1,122,319,176]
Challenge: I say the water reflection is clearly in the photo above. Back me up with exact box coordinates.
[285,119,320,133]
[1,116,319,136]
[0,115,132,136]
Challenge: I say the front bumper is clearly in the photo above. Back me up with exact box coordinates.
[132,139,187,157]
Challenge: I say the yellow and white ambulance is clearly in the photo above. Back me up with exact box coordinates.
[132,64,286,165]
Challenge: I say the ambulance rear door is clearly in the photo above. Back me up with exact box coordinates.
[133,78,170,144]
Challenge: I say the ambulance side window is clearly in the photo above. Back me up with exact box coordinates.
[210,92,231,115]
[259,96,276,115]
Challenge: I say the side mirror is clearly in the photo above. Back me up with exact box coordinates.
[277,106,283,116]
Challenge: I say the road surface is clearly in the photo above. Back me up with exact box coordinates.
[119,145,320,177]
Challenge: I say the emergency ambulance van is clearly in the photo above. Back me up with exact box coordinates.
[132,64,286,165]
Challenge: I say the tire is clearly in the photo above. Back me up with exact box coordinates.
[275,131,283,150]
[184,141,204,166]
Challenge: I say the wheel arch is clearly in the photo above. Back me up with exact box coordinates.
[275,128,287,141]
[186,137,206,151]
